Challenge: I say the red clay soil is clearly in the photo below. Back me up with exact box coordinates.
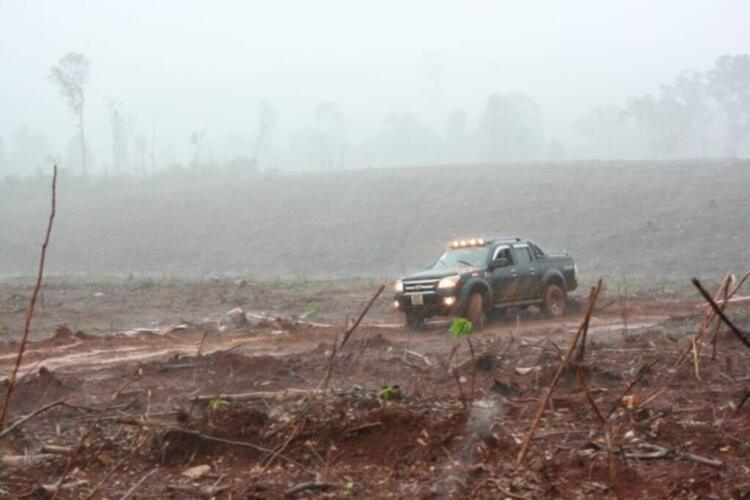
[0,287,749,498]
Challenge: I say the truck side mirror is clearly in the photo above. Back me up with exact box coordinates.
[490,257,510,269]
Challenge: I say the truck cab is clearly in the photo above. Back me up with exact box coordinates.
[393,237,577,330]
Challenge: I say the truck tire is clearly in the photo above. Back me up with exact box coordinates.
[543,283,566,318]
[466,292,486,331]
[405,311,424,330]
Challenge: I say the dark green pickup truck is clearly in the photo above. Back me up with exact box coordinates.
[393,237,577,330]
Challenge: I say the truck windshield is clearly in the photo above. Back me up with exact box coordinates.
[432,247,490,269]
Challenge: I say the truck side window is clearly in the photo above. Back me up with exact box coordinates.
[531,244,545,259]
[492,245,513,264]
[513,245,532,266]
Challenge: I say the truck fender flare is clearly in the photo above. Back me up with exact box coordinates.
[542,269,567,290]
[458,279,493,314]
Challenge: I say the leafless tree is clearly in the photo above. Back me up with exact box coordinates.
[708,54,750,157]
[49,53,91,176]
[253,99,277,170]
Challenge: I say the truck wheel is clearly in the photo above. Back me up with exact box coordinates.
[466,292,486,331]
[405,311,424,330]
[543,284,566,318]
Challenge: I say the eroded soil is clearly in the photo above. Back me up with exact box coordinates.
[1,279,749,498]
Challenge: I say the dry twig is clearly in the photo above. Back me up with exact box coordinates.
[514,279,602,469]
[606,361,657,418]
[320,284,385,391]
[121,468,158,499]
[0,165,57,431]
[577,367,622,499]
[693,278,750,350]
[0,399,65,438]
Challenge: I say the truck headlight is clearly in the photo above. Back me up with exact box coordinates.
[394,280,404,292]
[437,275,460,289]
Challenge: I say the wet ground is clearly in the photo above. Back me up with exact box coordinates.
[1,278,749,498]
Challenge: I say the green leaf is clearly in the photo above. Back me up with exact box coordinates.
[209,398,231,410]
[450,318,473,339]
[377,385,398,401]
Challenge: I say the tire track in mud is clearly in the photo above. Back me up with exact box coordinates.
[0,314,665,378]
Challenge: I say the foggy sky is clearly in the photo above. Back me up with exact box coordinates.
[2,0,750,172]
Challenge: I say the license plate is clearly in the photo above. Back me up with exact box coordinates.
[410,294,424,306]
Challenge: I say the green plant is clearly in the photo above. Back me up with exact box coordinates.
[377,385,399,401]
[449,318,473,339]
[448,317,477,408]
[208,398,230,410]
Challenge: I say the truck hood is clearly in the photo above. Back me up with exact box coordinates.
[402,267,478,281]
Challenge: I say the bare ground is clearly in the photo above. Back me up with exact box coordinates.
[1,279,749,498]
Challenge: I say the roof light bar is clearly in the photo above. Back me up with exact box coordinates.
[451,238,487,248]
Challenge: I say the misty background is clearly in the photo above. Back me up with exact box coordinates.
[2,0,750,176]
[1,1,749,281]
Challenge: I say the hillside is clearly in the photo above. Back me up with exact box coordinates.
[1,160,748,280]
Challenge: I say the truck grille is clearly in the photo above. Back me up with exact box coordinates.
[403,279,439,293]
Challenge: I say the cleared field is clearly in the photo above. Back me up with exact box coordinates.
[1,159,748,280]
[1,279,749,498]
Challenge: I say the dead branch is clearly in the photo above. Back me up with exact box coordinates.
[471,478,528,499]
[0,165,57,431]
[625,443,669,459]
[467,336,477,404]
[693,278,750,350]
[52,376,138,500]
[319,335,340,392]
[577,367,622,500]
[681,452,723,468]
[1,453,57,466]
[155,426,308,471]
[711,277,734,359]
[41,444,73,455]
[514,278,603,469]
[405,349,433,366]
[675,273,734,367]
[192,388,312,403]
[576,283,604,364]
[260,421,303,472]
[285,481,337,497]
[320,284,385,391]
[120,468,157,500]
[452,368,469,412]
[606,361,657,418]
[625,443,723,468]
[735,389,750,414]
[0,399,65,438]
[691,338,701,381]
[85,454,131,500]
[704,295,750,306]
[40,480,89,494]
[340,284,385,352]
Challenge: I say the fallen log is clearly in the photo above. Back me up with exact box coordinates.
[192,389,313,403]
[1,453,57,466]
[41,444,73,455]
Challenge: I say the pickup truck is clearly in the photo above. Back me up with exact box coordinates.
[393,237,577,330]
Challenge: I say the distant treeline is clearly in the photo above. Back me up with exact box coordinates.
[1,54,748,178]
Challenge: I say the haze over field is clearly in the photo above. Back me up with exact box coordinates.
[1,1,750,281]
[2,0,750,176]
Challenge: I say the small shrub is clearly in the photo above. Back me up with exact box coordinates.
[449,318,473,339]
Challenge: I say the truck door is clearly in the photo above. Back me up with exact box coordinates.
[490,245,522,303]
[512,244,538,300]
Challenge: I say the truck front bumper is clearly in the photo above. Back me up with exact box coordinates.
[393,289,464,317]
